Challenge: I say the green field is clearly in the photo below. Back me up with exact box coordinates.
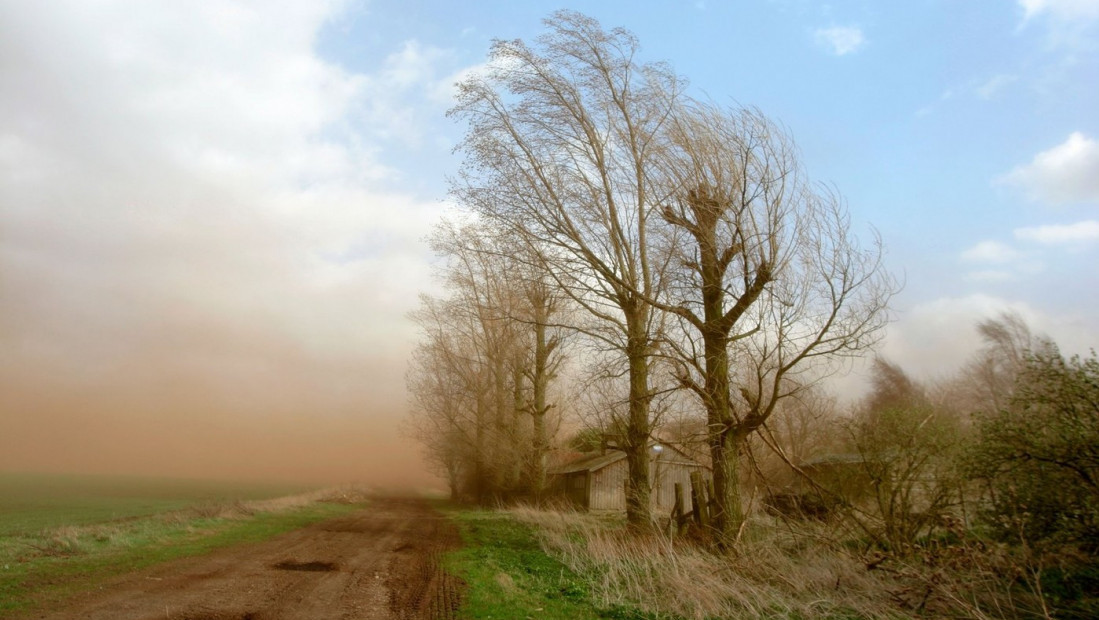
[0,472,310,536]
[0,472,357,617]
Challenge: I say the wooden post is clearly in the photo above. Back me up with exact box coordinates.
[706,477,717,522]
[689,471,708,527]
[673,482,686,535]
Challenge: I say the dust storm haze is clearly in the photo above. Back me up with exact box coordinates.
[0,346,430,487]
[0,3,443,488]
[0,237,435,486]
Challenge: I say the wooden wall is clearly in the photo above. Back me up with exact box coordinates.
[589,459,629,511]
[549,449,710,515]
[587,456,706,514]
[651,457,703,515]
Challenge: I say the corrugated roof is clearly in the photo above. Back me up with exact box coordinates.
[548,451,625,475]
[548,442,709,475]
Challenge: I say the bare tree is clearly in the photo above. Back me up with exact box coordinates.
[519,268,568,495]
[449,10,683,524]
[952,311,1056,416]
[453,223,571,497]
[650,103,896,546]
[406,294,492,501]
[408,218,570,502]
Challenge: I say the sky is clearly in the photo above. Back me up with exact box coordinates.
[1,0,1097,485]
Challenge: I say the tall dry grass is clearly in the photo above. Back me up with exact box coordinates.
[509,506,1033,620]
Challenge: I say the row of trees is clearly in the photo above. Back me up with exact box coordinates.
[408,10,895,547]
[407,221,567,503]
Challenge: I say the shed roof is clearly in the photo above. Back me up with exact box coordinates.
[549,451,625,475]
[548,442,706,475]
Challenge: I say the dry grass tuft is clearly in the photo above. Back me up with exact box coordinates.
[508,506,1036,620]
[510,506,893,619]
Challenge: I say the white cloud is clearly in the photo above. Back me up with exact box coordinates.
[961,240,1020,263]
[975,74,1018,99]
[352,39,484,149]
[0,1,447,418]
[958,240,1047,281]
[1017,0,1099,49]
[381,40,450,90]
[1015,220,1099,244]
[997,132,1099,204]
[880,294,1097,381]
[813,26,865,55]
[965,270,1016,283]
[1020,0,1099,21]
[429,61,489,107]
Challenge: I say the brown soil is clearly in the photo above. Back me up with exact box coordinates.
[22,497,463,620]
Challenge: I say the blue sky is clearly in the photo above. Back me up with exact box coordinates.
[314,0,1099,374]
[1,0,1096,481]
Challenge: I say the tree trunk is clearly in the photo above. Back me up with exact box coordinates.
[705,330,744,547]
[447,462,461,502]
[693,190,745,546]
[531,317,549,498]
[474,387,490,505]
[710,426,746,548]
[524,283,558,500]
[624,304,652,526]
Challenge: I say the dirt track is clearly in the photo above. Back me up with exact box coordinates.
[26,497,463,620]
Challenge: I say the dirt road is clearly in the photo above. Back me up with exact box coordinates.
[25,497,463,620]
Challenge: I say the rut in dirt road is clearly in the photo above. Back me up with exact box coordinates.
[26,497,464,620]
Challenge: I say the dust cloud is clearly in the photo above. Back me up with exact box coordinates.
[0,2,443,490]
[0,290,436,489]
[0,366,434,489]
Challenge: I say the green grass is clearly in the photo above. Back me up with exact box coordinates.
[0,472,309,535]
[444,507,663,620]
[0,473,356,617]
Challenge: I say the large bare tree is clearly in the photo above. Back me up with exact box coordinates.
[652,103,896,545]
[449,10,683,524]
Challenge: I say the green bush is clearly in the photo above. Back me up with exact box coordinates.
[967,350,1099,549]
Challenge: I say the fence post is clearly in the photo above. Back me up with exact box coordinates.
[706,477,717,522]
[689,471,709,527]
[673,482,687,535]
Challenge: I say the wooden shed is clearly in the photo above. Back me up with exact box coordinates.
[547,443,709,514]
[798,453,873,499]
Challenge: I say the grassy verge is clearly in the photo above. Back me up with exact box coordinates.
[0,495,360,617]
[445,507,663,620]
[445,504,1091,619]
[509,507,887,620]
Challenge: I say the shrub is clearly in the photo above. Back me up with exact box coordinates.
[968,350,1099,550]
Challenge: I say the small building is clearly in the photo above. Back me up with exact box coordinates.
[547,443,709,514]
[798,453,873,499]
